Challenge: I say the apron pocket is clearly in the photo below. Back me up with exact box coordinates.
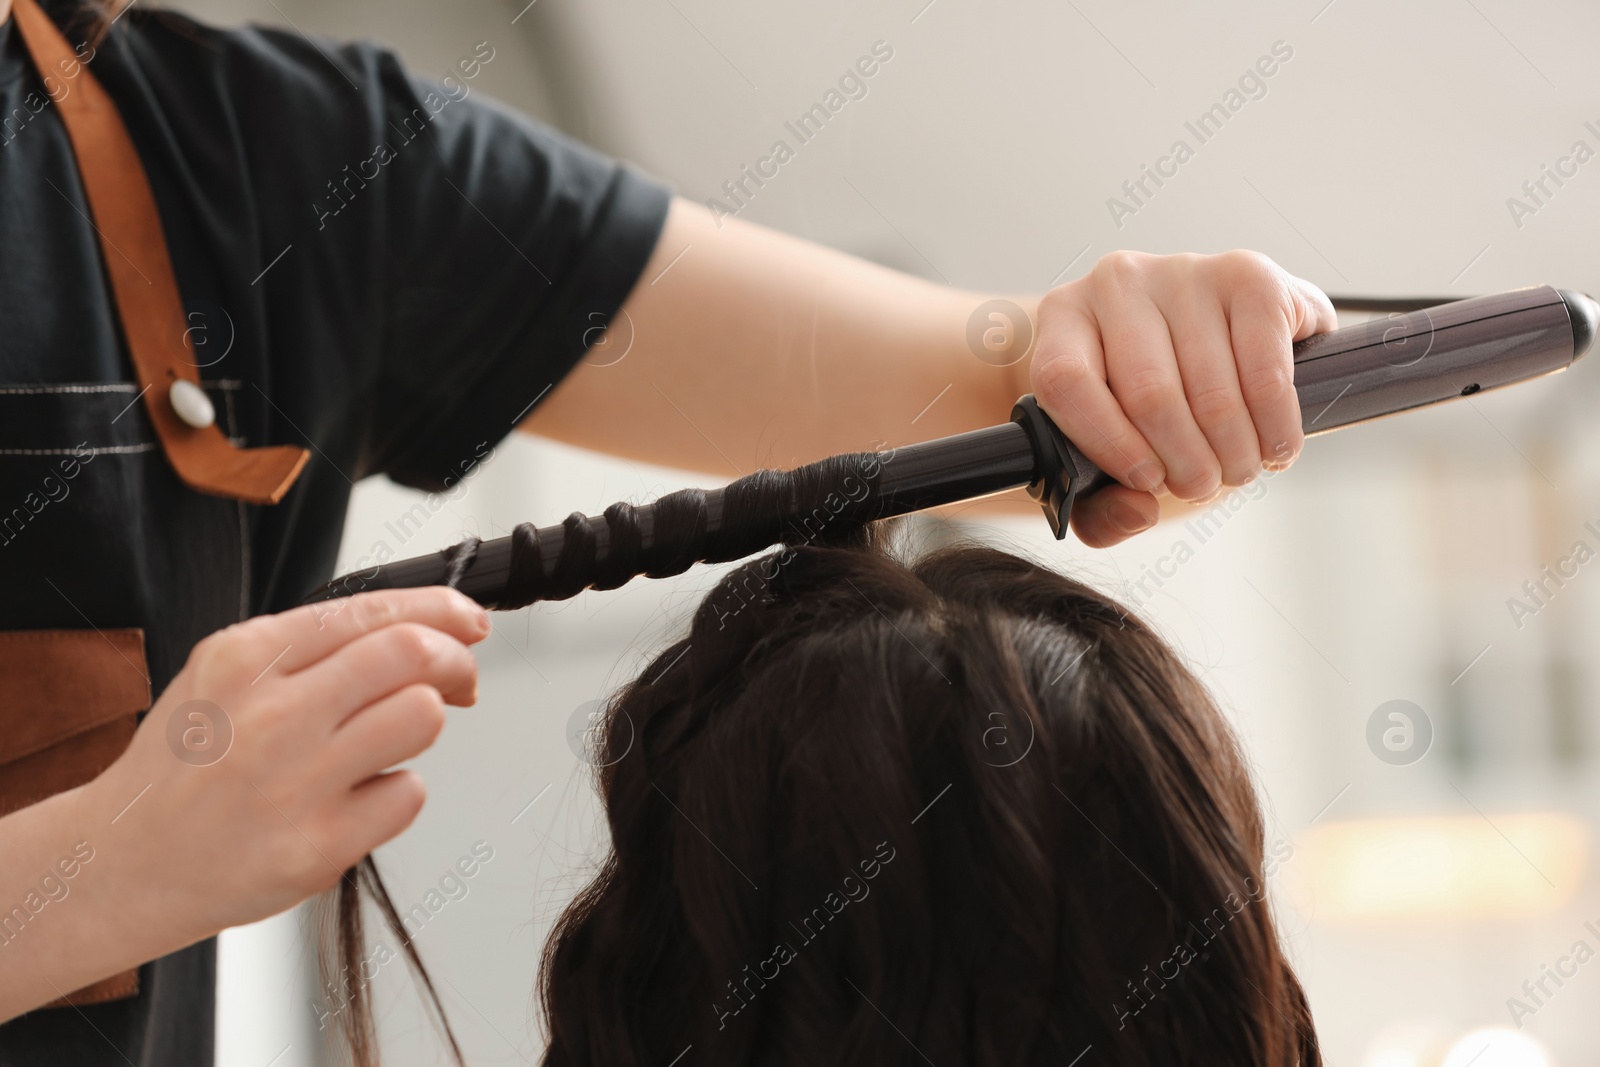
[0,628,149,1008]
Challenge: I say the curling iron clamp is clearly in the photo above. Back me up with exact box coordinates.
[304,284,1599,609]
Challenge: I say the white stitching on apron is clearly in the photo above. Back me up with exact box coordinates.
[0,382,247,455]
[0,380,244,394]
[0,444,158,455]
[0,384,141,394]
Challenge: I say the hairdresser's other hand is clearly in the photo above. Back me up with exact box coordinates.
[84,588,488,948]
[1028,250,1337,548]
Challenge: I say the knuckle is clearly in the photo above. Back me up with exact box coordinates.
[1116,368,1178,422]
[190,624,253,681]
[296,852,339,894]
[265,823,334,893]
[1216,248,1278,284]
[1149,251,1203,284]
[1238,359,1294,403]
[1093,250,1147,292]
[190,627,229,663]
[434,590,472,628]
[1186,381,1240,426]
[1172,251,1204,273]
[1038,280,1077,311]
[1031,353,1092,410]
[1217,250,1294,311]
[308,597,355,632]
[388,622,443,667]
[350,592,402,634]
[443,587,486,630]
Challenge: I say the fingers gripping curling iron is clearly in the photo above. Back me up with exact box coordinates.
[304,285,1598,608]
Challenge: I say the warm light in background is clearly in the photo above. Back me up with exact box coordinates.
[1362,1018,1455,1067]
[1288,815,1589,921]
[1440,1028,1550,1067]
[1363,1022,1554,1067]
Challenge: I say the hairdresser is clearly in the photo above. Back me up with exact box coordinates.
[0,0,1336,1061]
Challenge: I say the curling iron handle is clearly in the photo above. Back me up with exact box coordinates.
[1289,284,1591,435]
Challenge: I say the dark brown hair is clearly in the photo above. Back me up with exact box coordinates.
[538,528,1318,1065]
[319,448,1315,1064]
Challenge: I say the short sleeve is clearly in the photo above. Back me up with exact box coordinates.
[355,55,671,492]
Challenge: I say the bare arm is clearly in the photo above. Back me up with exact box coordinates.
[522,197,1336,546]
[523,197,1029,468]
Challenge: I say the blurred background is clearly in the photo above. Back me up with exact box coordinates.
[156,0,1600,1064]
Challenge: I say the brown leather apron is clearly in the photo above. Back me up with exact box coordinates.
[0,0,308,1010]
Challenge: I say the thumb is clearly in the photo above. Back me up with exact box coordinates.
[1070,483,1160,549]
[1286,273,1339,341]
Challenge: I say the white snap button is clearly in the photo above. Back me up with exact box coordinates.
[169,379,215,429]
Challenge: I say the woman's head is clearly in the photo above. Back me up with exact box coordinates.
[540,531,1316,1065]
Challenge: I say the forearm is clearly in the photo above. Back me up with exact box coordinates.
[523,196,1036,473]
[522,203,1334,549]
[0,780,190,1020]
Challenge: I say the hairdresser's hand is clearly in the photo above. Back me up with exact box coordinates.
[83,588,487,948]
[1029,250,1337,548]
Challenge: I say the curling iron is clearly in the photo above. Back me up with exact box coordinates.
[304,284,1598,609]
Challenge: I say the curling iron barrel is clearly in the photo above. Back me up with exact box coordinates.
[303,285,1598,608]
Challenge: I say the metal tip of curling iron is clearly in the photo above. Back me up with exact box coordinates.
[1558,289,1599,361]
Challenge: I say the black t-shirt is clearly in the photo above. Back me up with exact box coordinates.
[0,1,669,1062]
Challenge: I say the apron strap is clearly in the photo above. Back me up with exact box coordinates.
[8,0,309,505]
